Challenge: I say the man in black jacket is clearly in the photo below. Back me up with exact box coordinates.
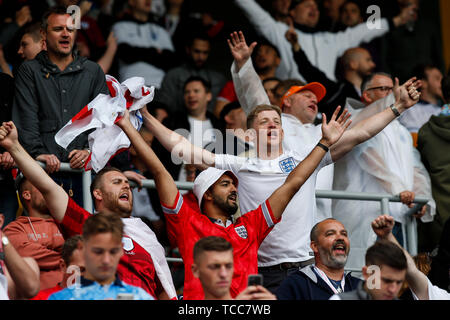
[12,6,108,205]
[276,218,361,300]
[0,72,17,227]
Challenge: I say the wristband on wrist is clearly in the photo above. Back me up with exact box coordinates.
[316,142,329,152]
[389,104,401,117]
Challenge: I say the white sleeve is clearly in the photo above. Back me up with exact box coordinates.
[234,0,284,44]
[348,94,395,128]
[231,59,270,115]
[214,153,246,173]
[333,19,390,57]
[411,279,450,300]
[412,148,436,223]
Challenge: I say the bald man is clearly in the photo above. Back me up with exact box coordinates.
[285,23,375,118]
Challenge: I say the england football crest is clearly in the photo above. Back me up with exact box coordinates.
[279,157,296,173]
[235,225,248,239]
[122,236,134,252]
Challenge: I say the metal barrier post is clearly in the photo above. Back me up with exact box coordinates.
[381,197,390,215]
[82,170,93,213]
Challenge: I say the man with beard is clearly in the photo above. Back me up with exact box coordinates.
[114,105,351,299]
[0,122,177,300]
[157,33,227,114]
[276,218,361,300]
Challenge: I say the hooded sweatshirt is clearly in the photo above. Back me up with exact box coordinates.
[3,216,64,291]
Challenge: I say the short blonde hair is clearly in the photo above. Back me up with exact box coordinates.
[246,104,282,129]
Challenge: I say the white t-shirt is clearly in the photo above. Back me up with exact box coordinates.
[411,279,450,300]
[282,114,334,222]
[215,145,333,267]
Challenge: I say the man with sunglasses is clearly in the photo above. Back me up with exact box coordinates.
[332,72,436,277]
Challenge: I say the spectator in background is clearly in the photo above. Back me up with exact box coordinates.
[0,72,17,227]
[0,4,32,54]
[234,0,414,82]
[399,64,444,138]
[12,6,109,206]
[381,0,445,83]
[153,76,221,182]
[285,21,375,118]
[332,72,435,274]
[262,77,281,106]
[157,32,226,115]
[113,0,176,88]
[3,174,65,291]
[212,101,252,156]
[0,213,40,300]
[317,0,346,32]
[269,0,292,24]
[31,235,85,300]
[276,218,361,300]
[214,39,281,118]
[17,22,46,61]
[159,0,184,36]
[330,239,408,300]
[337,0,363,31]
[416,75,450,254]
[192,236,276,300]
[49,212,154,300]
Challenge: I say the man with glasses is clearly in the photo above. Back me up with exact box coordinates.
[332,72,436,277]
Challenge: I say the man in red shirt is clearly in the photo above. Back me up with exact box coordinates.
[115,106,350,299]
[0,122,176,300]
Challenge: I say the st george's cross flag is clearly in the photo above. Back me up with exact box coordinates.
[55,75,154,172]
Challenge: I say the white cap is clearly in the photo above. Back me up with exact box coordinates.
[193,167,238,208]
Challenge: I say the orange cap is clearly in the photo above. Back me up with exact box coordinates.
[281,82,327,108]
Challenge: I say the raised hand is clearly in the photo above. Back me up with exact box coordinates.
[285,19,300,52]
[393,77,422,111]
[371,215,395,239]
[320,106,352,147]
[115,109,132,129]
[0,121,19,151]
[227,31,257,69]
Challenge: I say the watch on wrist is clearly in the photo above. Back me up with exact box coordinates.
[389,104,401,117]
[2,236,9,247]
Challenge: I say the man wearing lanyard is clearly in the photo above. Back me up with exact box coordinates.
[276,218,361,299]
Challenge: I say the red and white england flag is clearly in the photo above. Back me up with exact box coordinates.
[55,75,154,172]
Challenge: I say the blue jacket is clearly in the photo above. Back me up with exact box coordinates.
[48,276,154,300]
[276,265,361,300]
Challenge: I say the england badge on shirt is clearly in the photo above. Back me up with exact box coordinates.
[235,226,248,239]
[279,157,296,173]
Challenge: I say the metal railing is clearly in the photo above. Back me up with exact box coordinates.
[44,162,429,267]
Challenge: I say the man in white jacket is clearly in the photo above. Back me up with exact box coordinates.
[332,72,436,275]
[234,0,414,81]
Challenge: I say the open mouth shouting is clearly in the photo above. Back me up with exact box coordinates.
[332,241,347,256]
